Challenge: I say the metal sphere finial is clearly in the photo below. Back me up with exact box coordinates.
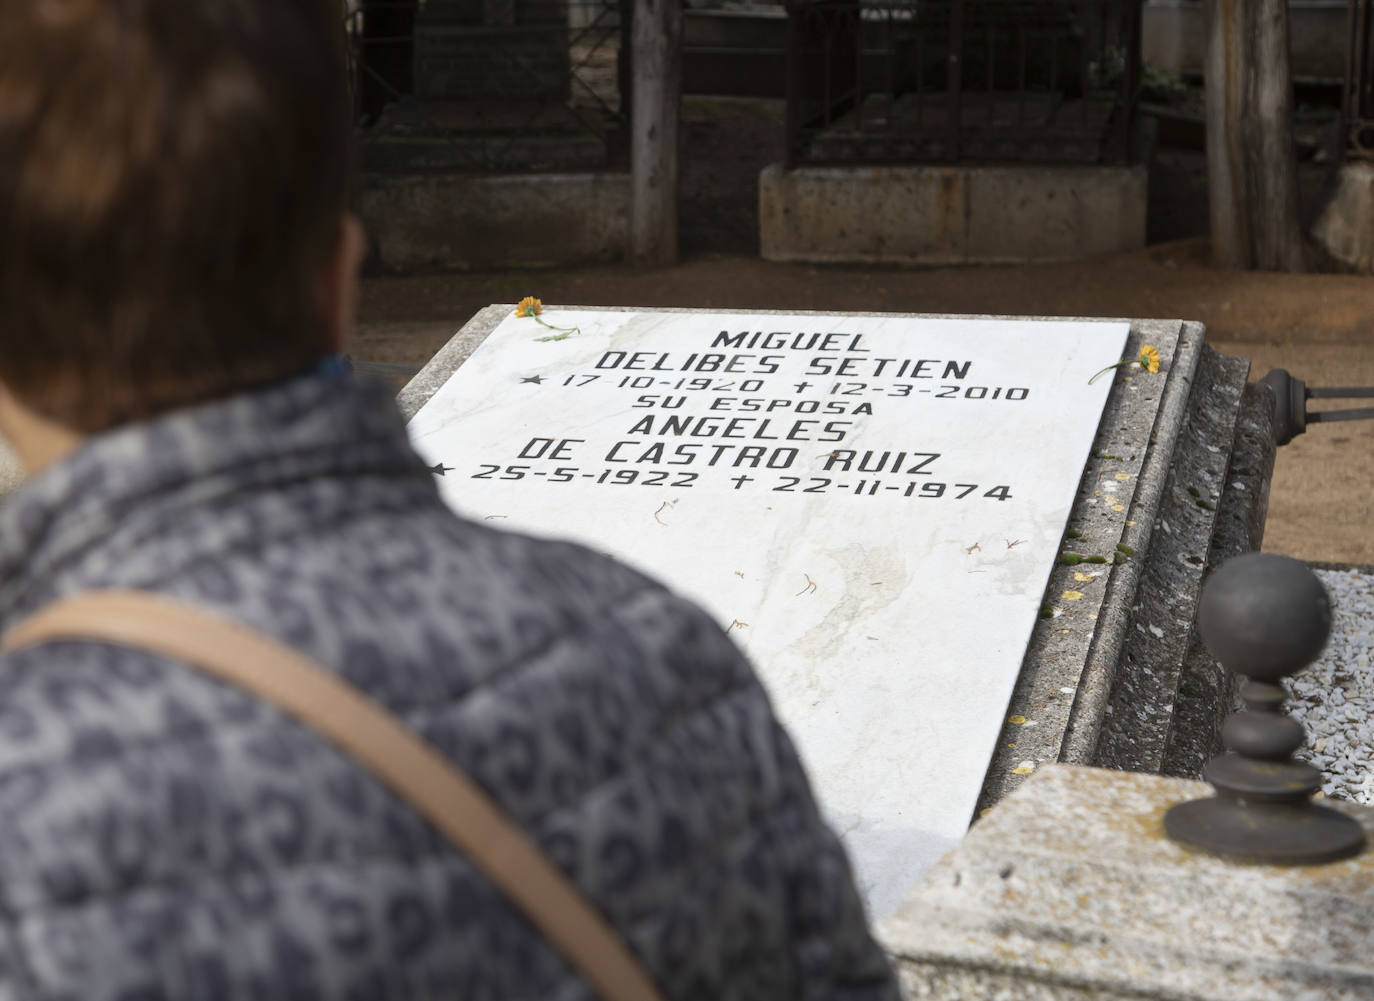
[1164,553,1365,864]
[1198,553,1331,681]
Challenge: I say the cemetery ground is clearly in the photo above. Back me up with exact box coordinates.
[356,235,1374,565]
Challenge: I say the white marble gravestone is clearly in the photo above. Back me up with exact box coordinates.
[407,308,1129,918]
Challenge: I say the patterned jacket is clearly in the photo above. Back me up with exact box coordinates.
[0,370,899,1000]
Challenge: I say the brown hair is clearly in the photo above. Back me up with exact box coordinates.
[0,0,352,432]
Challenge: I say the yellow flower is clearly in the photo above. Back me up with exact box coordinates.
[1088,343,1162,385]
[515,296,543,318]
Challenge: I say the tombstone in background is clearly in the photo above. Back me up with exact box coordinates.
[362,0,605,176]
[357,0,631,269]
[415,0,570,102]
[399,305,1276,918]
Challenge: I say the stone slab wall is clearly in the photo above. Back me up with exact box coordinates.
[759,163,1148,266]
[1143,0,1347,82]
[360,171,630,271]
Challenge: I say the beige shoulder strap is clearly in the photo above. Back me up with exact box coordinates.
[0,590,666,1001]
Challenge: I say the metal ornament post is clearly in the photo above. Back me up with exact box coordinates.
[1260,369,1374,446]
[1164,553,1366,864]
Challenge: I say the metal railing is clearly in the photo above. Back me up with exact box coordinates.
[1347,0,1374,159]
[346,0,629,174]
[783,0,1143,167]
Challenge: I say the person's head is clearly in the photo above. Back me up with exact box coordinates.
[0,0,360,455]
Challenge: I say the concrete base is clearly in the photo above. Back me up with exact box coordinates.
[1312,164,1374,274]
[883,765,1374,1001]
[359,171,630,272]
[759,162,1147,266]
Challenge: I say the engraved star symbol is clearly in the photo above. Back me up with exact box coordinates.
[429,462,454,476]
[520,374,545,384]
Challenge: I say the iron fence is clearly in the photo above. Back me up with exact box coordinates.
[346,0,629,173]
[783,0,1143,166]
[1347,0,1374,159]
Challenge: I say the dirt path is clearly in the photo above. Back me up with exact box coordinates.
[356,238,1374,563]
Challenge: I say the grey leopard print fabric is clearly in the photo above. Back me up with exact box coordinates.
[0,369,899,1001]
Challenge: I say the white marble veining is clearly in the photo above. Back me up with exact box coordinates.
[407,309,1129,918]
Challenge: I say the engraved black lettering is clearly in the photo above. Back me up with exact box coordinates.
[517,437,556,459]
[905,452,940,474]
[857,451,890,473]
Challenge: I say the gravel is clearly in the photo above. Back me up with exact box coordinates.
[1288,566,1374,805]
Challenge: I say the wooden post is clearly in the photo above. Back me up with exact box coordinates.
[629,0,680,266]
[1205,0,1306,271]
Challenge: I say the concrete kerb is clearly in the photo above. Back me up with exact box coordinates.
[883,764,1374,1001]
